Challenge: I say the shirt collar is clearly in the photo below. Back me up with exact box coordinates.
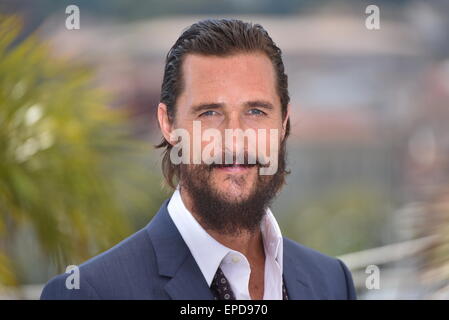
[261,207,283,273]
[167,185,283,286]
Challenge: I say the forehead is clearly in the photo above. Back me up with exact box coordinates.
[178,52,278,106]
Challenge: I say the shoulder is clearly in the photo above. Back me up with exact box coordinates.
[40,226,163,300]
[283,236,341,269]
[283,237,357,299]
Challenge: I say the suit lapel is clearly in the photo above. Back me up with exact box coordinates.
[283,238,317,300]
[164,253,214,300]
[146,198,317,300]
[146,199,213,300]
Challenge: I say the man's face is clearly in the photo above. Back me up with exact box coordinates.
[174,52,287,202]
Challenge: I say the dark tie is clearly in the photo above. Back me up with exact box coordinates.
[210,267,289,300]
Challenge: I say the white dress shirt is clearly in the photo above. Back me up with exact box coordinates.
[167,186,284,300]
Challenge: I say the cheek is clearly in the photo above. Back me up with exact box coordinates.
[254,127,282,159]
[176,121,203,164]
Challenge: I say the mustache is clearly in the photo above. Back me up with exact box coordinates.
[201,151,273,169]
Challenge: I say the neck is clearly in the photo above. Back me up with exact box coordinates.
[179,186,266,261]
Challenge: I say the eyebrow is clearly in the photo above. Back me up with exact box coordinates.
[190,100,274,114]
[244,100,274,110]
[191,103,224,114]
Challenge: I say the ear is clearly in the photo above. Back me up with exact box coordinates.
[281,103,291,140]
[157,102,174,145]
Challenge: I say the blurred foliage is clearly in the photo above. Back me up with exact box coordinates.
[280,185,391,256]
[0,15,166,286]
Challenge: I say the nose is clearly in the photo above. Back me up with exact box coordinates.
[223,110,244,131]
[221,111,251,163]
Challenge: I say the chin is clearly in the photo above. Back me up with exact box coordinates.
[209,168,256,194]
[212,182,253,202]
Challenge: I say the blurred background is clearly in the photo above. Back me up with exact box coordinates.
[1,0,448,299]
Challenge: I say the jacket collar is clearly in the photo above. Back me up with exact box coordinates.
[282,239,316,299]
[145,198,213,299]
[146,197,315,300]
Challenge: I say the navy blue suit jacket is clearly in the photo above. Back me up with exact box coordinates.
[40,198,357,300]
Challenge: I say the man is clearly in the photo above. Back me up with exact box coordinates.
[41,19,356,300]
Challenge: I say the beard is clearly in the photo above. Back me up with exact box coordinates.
[179,140,288,236]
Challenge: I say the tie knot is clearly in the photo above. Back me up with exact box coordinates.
[210,267,235,300]
[210,267,290,300]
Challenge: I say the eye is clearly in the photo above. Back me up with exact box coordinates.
[248,109,266,116]
[199,110,219,117]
